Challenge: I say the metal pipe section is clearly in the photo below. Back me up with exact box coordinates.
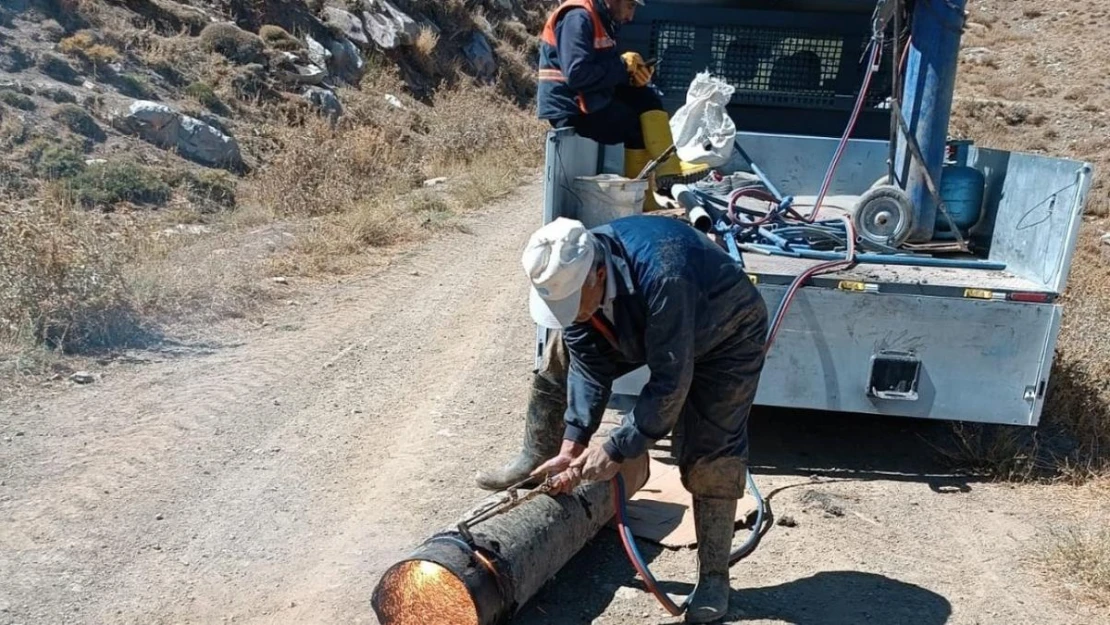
[895,0,968,242]
[372,455,651,625]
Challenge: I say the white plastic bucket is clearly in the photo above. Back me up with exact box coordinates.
[571,174,647,229]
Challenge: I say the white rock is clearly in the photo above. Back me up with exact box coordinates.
[114,101,243,171]
[326,37,365,85]
[384,93,404,109]
[423,177,448,187]
[305,35,332,69]
[361,0,419,50]
[303,86,343,120]
[323,7,370,49]
[278,63,326,86]
[71,371,95,384]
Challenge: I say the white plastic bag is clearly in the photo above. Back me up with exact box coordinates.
[669,71,737,167]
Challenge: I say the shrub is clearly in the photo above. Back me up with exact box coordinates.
[59,31,120,66]
[31,142,86,179]
[184,170,237,212]
[43,87,78,104]
[51,104,106,141]
[0,90,36,111]
[259,25,303,51]
[65,161,172,207]
[199,23,266,65]
[39,53,82,84]
[185,81,221,110]
[116,73,154,99]
[58,31,97,55]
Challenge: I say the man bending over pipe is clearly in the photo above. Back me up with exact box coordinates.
[536,0,706,209]
[483,216,768,623]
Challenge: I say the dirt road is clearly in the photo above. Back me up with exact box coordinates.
[0,181,1104,625]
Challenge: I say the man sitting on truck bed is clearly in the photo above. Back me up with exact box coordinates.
[536,0,705,208]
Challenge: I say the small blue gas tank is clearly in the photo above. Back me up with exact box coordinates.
[936,165,985,234]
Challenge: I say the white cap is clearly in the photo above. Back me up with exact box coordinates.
[522,217,597,329]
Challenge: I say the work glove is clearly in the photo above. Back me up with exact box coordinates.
[621,52,653,88]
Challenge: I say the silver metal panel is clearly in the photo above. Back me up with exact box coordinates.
[543,128,600,226]
[969,147,1093,293]
[754,290,1058,424]
[733,131,890,196]
[614,290,1059,425]
[1029,306,1064,426]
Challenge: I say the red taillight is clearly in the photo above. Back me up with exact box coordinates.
[1007,292,1053,303]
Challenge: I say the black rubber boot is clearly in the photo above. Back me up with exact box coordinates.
[475,373,567,491]
[686,497,737,623]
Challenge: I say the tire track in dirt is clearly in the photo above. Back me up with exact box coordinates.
[0,180,543,625]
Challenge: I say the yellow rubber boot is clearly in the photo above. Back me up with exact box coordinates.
[623,148,664,213]
[639,110,709,183]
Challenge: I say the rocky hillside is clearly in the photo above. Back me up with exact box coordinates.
[0,0,547,358]
[0,0,545,208]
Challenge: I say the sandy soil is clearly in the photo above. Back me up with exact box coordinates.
[0,181,1105,625]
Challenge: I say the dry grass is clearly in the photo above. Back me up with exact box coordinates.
[1045,524,1110,610]
[59,30,122,66]
[943,0,1110,482]
[254,70,542,273]
[0,203,146,353]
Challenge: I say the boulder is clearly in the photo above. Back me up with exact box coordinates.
[274,51,326,85]
[463,31,497,81]
[114,101,244,172]
[323,7,370,49]
[305,34,333,69]
[361,0,419,50]
[327,37,365,85]
[303,87,343,120]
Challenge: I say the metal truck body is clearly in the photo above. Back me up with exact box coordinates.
[540,129,1091,426]
[535,1,1094,427]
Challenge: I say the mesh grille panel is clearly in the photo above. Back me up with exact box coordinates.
[712,26,842,107]
[649,21,893,110]
[649,22,696,94]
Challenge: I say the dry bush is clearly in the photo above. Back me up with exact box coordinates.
[411,26,440,76]
[51,104,106,141]
[495,40,537,105]
[259,25,303,51]
[59,30,121,66]
[0,204,148,353]
[200,23,266,65]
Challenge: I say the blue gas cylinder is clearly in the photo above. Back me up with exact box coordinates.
[936,165,985,233]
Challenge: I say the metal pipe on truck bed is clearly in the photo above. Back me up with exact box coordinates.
[371,455,651,625]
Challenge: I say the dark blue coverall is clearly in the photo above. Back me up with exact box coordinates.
[539,3,664,150]
[560,216,768,498]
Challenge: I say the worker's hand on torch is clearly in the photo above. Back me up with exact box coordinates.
[532,440,586,496]
[621,52,653,88]
[571,444,622,484]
